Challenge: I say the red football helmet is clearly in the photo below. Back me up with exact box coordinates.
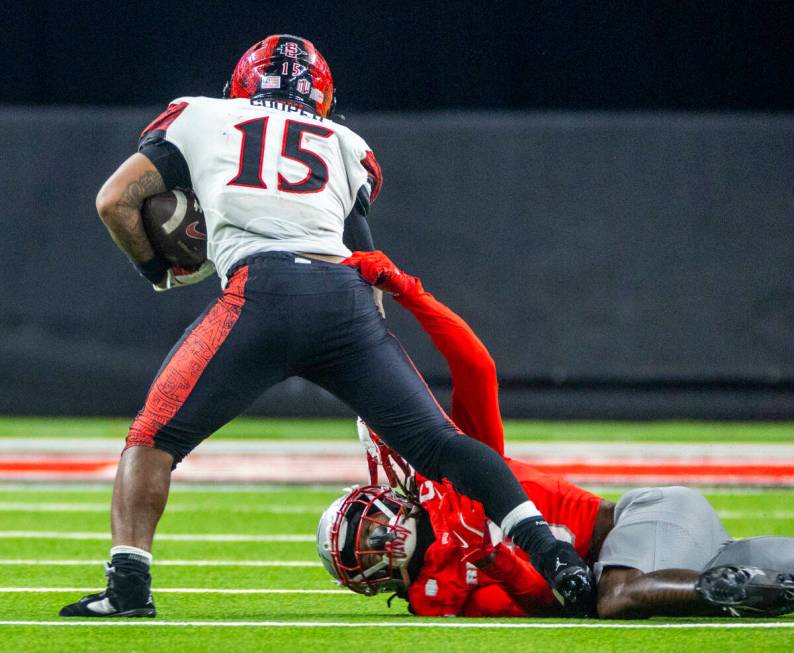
[225,34,336,118]
[316,485,418,596]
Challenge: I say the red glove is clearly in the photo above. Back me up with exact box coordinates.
[342,250,419,296]
[441,481,494,566]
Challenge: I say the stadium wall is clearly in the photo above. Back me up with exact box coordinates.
[1,107,793,418]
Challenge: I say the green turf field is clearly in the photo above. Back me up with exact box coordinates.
[1,417,792,650]
[0,483,792,652]
[1,416,793,442]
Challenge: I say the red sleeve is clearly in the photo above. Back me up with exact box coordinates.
[360,150,383,202]
[408,569,471,617]
[407,534,473,616]
[139,101,189,139]
[408,478,478,616]
[411,481,561,618]
[472,543,560,616]
[395,282,504,455]
[137,101,192,189]
[461,585,530,618]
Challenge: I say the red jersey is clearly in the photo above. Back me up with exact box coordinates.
[393,281,602,617]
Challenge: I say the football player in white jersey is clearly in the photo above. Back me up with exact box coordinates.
[60,34,595,618]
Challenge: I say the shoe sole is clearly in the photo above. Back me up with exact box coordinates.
[60,608,156,618]
[698,566,794,616]
[113,608,157,618]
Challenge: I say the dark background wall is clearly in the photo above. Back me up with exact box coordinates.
[1,108,792,418]
[1,2,793,418]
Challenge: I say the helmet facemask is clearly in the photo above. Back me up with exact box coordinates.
[318,485,418,596]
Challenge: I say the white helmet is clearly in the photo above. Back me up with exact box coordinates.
[316,485,418,596]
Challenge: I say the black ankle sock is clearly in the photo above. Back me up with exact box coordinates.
[111,553,150,576]
[508,516,558,563]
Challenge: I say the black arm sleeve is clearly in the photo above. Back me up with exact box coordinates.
[343,186,375,251]
[137,135,192,190]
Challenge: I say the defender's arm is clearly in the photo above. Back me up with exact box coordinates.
[394,281,503,454]
[597,567,717,619]
[344,250,504,454]
[464,543,559,616]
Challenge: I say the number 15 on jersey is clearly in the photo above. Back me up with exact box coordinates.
[228,118,333,194]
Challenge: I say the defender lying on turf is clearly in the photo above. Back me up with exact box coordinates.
[316,251,794,619]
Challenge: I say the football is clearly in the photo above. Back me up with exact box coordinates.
[141,188,207,267]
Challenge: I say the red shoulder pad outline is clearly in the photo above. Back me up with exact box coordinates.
[361,150,383,202]
[140,101,189,138]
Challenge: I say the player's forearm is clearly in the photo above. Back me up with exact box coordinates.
[96,156,166,263]
[597,569,717,619]
[98,204,157,263]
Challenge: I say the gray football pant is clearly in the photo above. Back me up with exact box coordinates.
[595,486,794,580]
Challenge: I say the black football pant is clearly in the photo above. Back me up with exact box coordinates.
[127,252,529,523]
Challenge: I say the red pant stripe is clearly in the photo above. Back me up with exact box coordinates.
[126,267,249,449]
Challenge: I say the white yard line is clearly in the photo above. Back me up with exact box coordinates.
[0,588,344,594]
[3,438,794,459]
[218,505,323,514]
[0,502,323,514]
[0,483,331,492]
[0,560,321,567]
[0,503,111,511]
[0,532,313,542]
[0,620,793,629]
[1,502,791,519]
[0,482,786,495]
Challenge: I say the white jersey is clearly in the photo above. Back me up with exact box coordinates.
[138,96,382,280]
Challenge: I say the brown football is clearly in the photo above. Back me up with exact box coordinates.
[141,188,207,267]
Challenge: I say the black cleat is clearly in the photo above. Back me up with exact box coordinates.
[552,565,597,617]
[696,566,794,617]
[535,541,596,617]
[59,563,156,618]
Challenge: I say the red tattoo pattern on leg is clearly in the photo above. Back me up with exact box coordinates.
[126,267,249,449]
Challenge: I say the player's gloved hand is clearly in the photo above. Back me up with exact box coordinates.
[533,540,596,617]
[441,481,494,566]
[342,250,419,297]
[154,260,215,292]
